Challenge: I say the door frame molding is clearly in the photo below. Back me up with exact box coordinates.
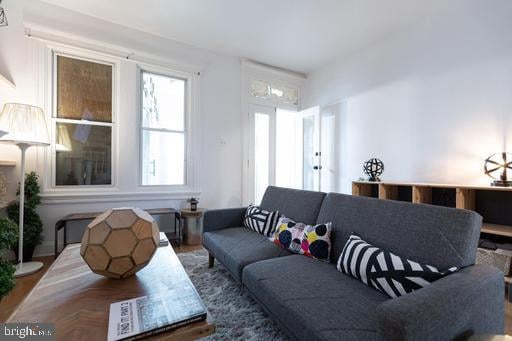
[241,59,305,205]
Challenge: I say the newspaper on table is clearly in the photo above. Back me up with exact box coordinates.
[108,285,206,341]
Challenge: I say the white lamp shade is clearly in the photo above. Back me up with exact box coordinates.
[0,103,50,146]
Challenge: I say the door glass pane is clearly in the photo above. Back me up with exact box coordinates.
[320,109,336,192]
[254,113,270,204]
[142,72,185,131]
[276,108,301,189]
[142,130,185,185]
[56,56,112,122]
[55,123,112,185]
[303,116,315,190]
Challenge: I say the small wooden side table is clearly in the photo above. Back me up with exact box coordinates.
[181,208,205,246]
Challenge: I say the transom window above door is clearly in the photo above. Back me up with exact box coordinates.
[250,79,299,106]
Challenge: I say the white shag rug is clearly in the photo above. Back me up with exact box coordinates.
[177,248,288,341]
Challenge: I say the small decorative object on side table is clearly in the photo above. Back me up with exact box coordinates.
[80,207,160,279]
[484,152,512,187]
[363,158,384,182]
[188,197,199,211]
[181,208,204,246]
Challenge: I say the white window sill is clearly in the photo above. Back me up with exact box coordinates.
[40,190,201,205]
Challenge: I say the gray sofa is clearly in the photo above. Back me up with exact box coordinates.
[203,186,504,341]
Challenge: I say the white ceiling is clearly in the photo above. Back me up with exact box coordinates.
[40,0,447,73]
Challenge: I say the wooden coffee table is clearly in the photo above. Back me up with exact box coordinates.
[8,244,215,340]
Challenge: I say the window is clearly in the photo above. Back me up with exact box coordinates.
[250,79,298,105]
[141,71,186,186]
[54,54,113,186]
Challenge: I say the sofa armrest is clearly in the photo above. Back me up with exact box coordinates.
[376,264,504,341]
[203,207,247,233]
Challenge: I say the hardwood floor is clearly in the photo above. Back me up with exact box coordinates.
[506,301,512,334]
[0,256,54,322]
[2,245,512,335]
[174,244,203,253]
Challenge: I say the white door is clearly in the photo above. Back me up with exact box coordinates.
[249,104,276,204]
[300,106,321,191]
[319,103,342,193]
[248,105,322,203]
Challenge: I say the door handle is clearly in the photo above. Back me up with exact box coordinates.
[313,165,322,170]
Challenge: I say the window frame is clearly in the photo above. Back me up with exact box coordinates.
[49,49,118,189]
[137,64,195,189]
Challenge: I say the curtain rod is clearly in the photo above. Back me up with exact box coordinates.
[25,27,202,75]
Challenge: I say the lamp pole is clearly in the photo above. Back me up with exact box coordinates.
[16,143,29,273]
[14,142,44,277]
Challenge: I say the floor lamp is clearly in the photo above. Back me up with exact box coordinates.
[0,103,50,277]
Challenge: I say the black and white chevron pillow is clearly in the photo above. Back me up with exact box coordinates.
[243,205,280,237]
[337,234,458,298]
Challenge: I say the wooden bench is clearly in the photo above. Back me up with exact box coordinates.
[54,208,181,258]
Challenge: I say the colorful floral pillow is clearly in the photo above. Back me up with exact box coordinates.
[270,217,332,262]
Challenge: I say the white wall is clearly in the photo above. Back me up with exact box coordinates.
[303,0,512,194]
[0,0,243,255]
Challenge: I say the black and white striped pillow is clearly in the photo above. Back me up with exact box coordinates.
[243,205,280,237]
[337,234,458,298]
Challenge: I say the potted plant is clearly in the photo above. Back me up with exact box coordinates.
[0,218,17,298]
[7,172,44,262]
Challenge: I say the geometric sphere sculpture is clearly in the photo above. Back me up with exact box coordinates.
[80,208,160,279]
[363,158,384,182]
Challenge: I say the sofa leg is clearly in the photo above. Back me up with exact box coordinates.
[208,253,215,268]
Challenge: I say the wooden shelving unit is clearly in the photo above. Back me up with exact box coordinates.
[352,180,512,238]
[481,223,512,238]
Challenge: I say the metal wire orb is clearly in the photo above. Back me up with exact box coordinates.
[363,158,384,182]
[484,152,512,186]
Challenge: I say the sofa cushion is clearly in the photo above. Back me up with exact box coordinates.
[243,205,280,237]
[260,186,326,225]
[203,227,292,282]
[270,216,332,262]
[243,255,388,341]
[317,193,482,269]
[338,234,458,298]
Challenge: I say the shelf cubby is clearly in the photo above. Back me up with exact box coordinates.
[352,182,379,198]
[432,187,457,208]
[378,184,412,202]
